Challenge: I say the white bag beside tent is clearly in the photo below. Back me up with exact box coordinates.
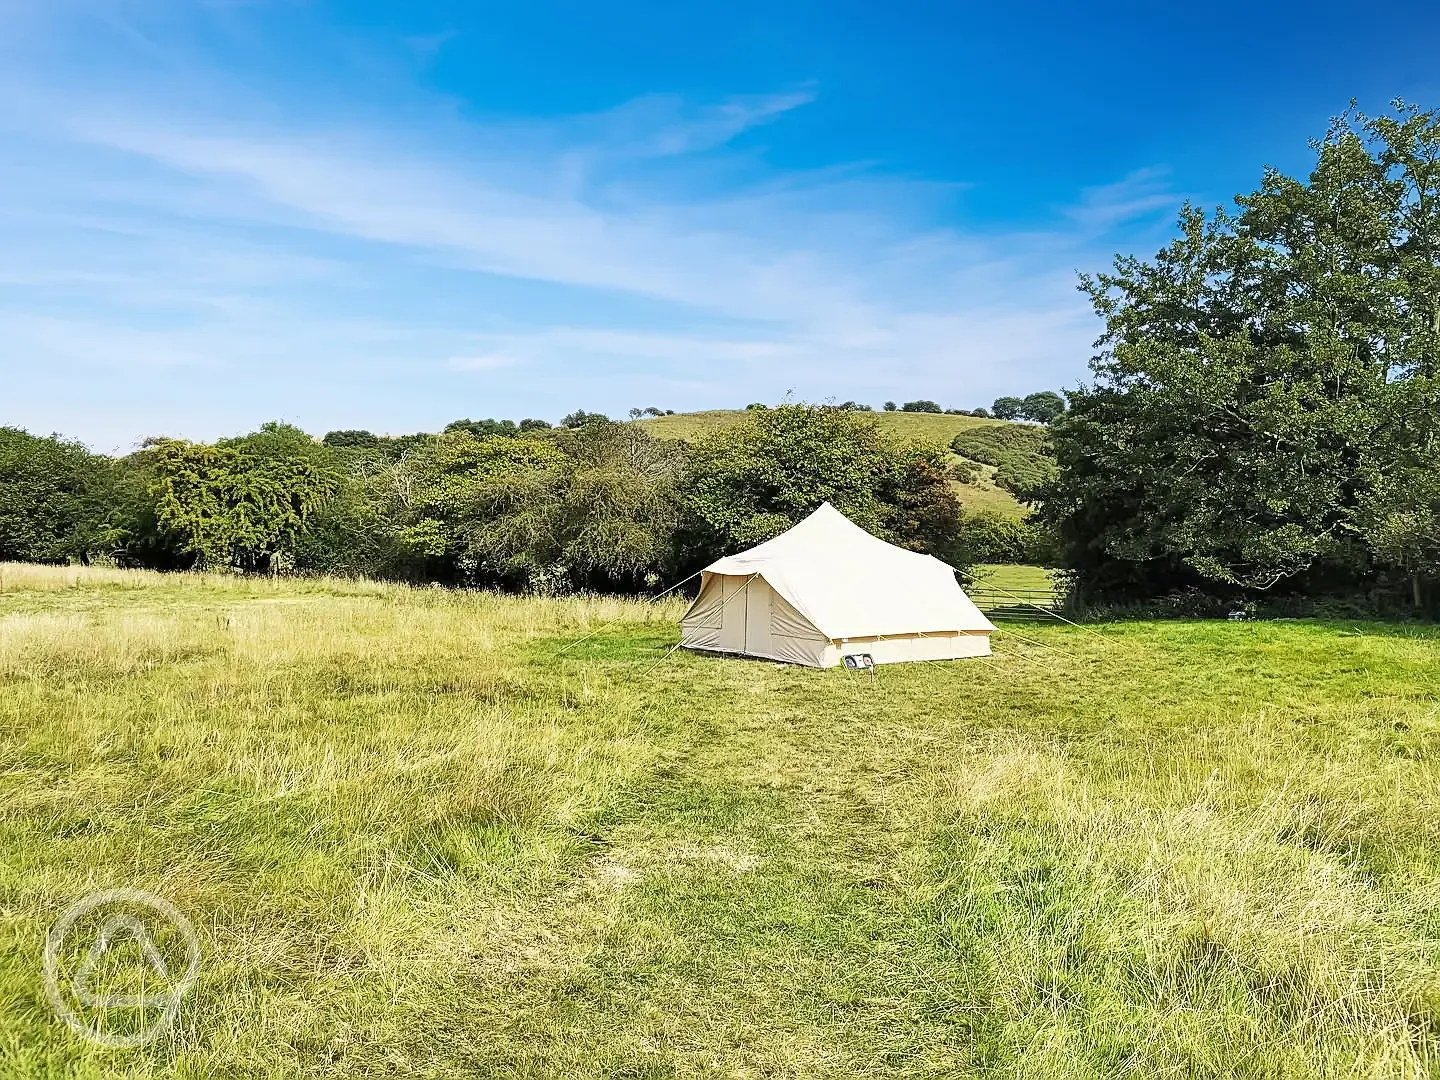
[679,502,995,667]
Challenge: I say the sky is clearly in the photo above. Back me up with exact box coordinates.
[2,1,1438,451]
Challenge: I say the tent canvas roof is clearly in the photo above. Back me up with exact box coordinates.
[699,503,994,640]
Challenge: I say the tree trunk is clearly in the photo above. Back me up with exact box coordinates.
[1413,572,1423,609]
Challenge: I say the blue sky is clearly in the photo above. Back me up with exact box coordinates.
[2,1,1438,450]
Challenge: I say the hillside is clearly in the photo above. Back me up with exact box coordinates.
[638,408,1032,519]
[638,408,1008,444]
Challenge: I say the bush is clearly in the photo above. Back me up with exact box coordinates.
[950,425,1056,501]
[949,458,982,485]
[901,400,942,413]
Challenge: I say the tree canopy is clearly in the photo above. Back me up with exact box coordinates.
[1046,101,1440,608]
[0,428,114,563]
[681,403,967,567]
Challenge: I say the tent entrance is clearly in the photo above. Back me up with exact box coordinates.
[744,578,772,656]
[716,576,746,653]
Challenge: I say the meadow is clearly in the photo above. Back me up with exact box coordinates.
[636,408,1005,444]
[1,564,1437,1078]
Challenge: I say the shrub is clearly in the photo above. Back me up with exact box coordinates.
[950,425,1056,501]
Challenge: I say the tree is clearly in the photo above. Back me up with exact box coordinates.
[901,400,943,413]
[1046,101,1440,605]
[991,396,1025,420]
[883,401,898,411]
[446,418,520,438]
[0,428,115,563]
[1357,377,1440,605]
[363,429,566,582]
[466,421,685,592]
[951,510,1057,565]
[322,430,381,449]
[681,403,968,567]
[1020,391,1067,423]
[145,437,339,572]
[561,410,609,429]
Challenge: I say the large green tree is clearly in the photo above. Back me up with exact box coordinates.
[1047,102,1440,606]
[145,433,339,572]
[464,421,686,591]
[0,428,115,563]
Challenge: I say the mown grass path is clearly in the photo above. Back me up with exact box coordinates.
[0,568,1437,1077]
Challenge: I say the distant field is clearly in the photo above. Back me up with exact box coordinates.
[639,409,1029,518]
[3,564,1437,1077]
[638,408,1006,445]
[969,563,1057,593]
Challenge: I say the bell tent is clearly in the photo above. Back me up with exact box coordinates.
[679,502,994,667]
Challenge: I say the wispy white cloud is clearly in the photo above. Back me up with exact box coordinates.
[584,88,819,159]
[0,5,1157,447]
[1065,166,1184,232]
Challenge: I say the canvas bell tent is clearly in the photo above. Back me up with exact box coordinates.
[679,503,994,667]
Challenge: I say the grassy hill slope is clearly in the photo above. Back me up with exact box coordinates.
[638,408,1031,518]
[638,408,1007,444]
[4,565,1437,1077]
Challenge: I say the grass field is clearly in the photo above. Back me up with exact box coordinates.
[968,563,1057,593]
[638,409,1029,519]
[637,408,1007,445]
[2,565,1438,1078]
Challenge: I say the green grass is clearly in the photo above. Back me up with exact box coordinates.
[638,409,1030,518]
[637,408,1007,445]
[968,563,1057,593]
[2,564,1438,1077]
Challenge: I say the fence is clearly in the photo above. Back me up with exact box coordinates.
[965,585,1064,622]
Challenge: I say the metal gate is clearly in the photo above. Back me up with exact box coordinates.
[966,585,1063,622]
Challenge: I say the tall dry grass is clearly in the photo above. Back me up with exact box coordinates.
[0,566,1435,1077]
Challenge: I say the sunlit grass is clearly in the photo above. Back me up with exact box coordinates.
[0,565,1436,1077]
[968,563,1056,593]
[636,407,1007,445]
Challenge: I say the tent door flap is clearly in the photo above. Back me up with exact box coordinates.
[744,578,771,656]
